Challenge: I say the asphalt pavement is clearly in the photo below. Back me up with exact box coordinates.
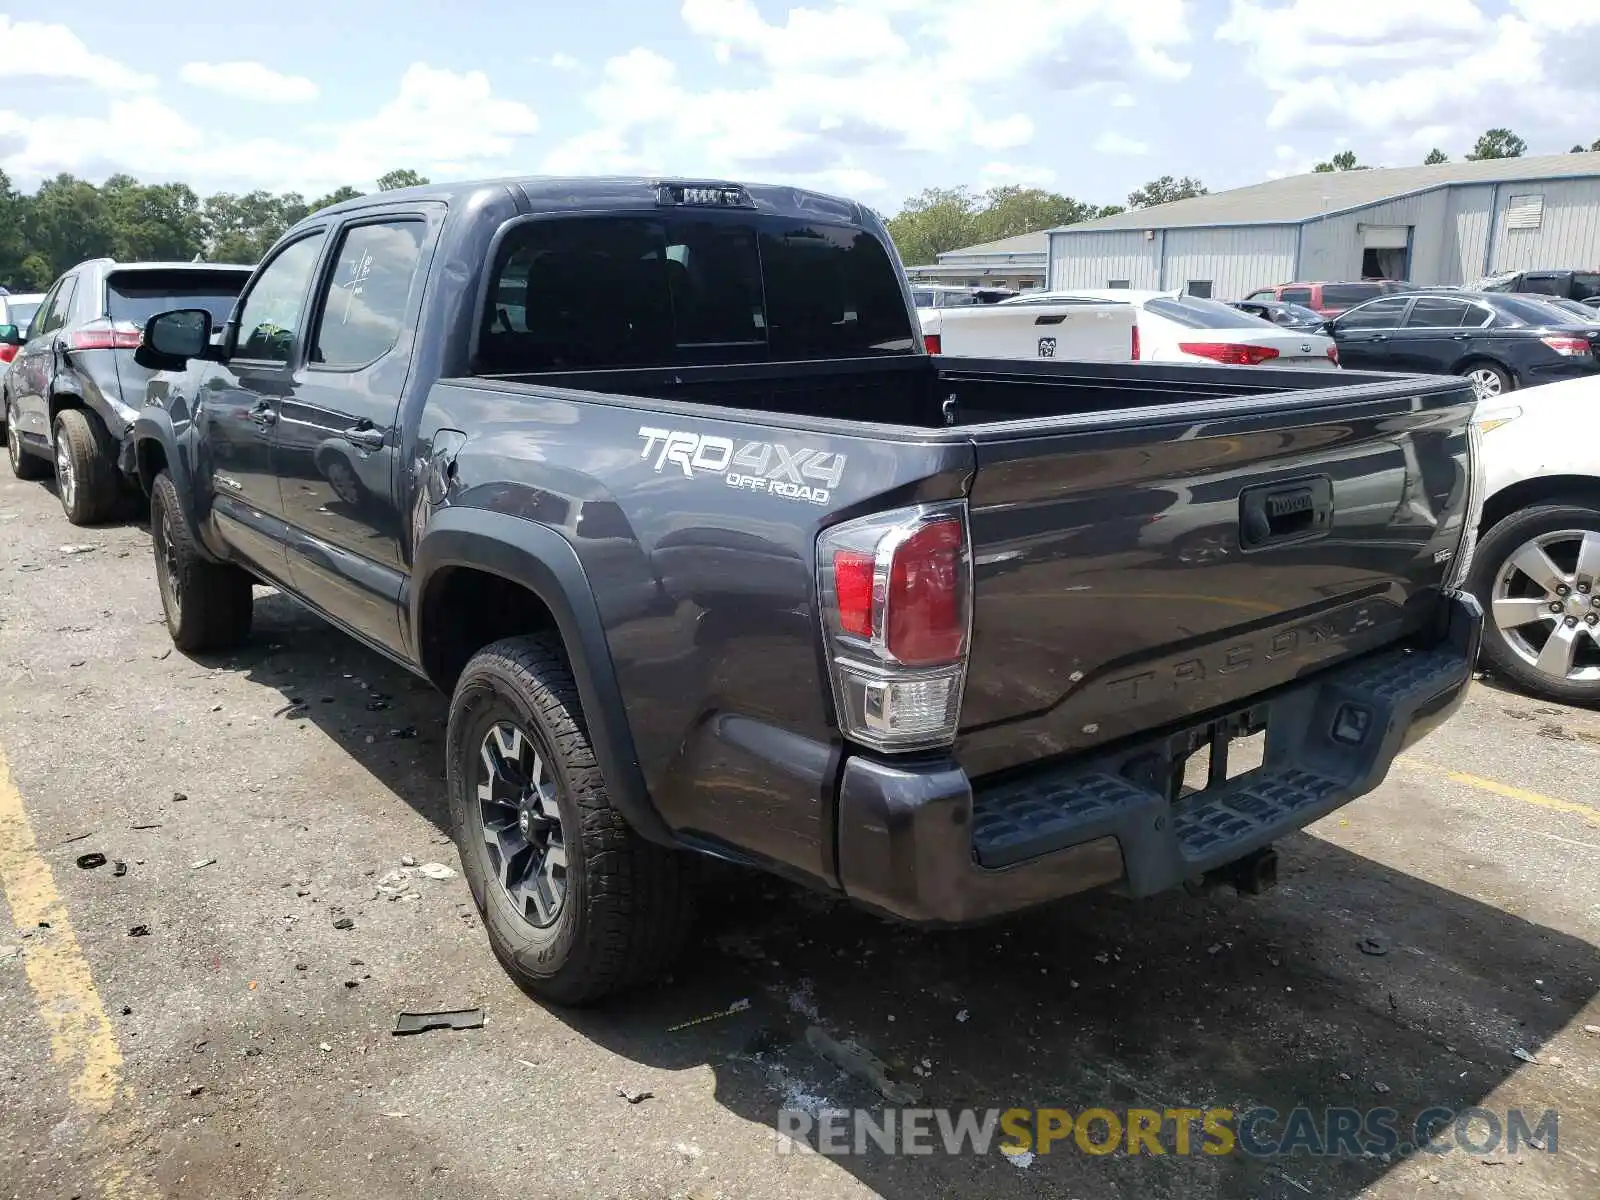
[1,465,1597,1200]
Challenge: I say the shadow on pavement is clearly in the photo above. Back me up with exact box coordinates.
[217,591,1595,1200]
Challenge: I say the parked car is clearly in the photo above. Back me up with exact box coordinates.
[1468,374,1600,703]
[922,292,1135,361]
[0,291,45,444]
[909,284,1016,309]
[1328,291,1600,401]
[1227,298,1329,334]
[131,175,1478,1005]
[1471,269,1600,307]
[1534,296,1599,322]
[1244,280,1417,317]
[5,259,252,523]
[1024,289,1338,367]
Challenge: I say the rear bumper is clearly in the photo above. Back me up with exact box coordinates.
[836,590,1481,924]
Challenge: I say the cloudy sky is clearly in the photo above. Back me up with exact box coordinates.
[2,0,1598,211]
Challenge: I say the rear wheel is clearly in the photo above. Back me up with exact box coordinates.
[1460,361,1512,402]
[53,408,120,525]
[5,398,49,480]
[1471,502,1600,703]
[447,634,695,1005]
[150,470,255,652]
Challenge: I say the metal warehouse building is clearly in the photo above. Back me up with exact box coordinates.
[1047,151,1600,299]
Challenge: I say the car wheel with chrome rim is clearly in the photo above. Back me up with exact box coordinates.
[447,633,695,1005]
[1471,501,1600,702]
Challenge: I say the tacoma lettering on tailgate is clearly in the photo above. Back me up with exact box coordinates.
[637,426,846,506]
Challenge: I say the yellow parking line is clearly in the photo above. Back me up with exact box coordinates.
[1399,757,1600,827]
[0,744,149,1196]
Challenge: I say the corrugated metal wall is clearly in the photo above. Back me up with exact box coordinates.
[1487,177,1600,273]
[1048,231,1160,288]
[1158,226,1298,297]
[1049,176,1600,294]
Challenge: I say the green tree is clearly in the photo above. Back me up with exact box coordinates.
[969,186,1098,242]
[376,169,429,191]
[1592,138,1600,152]
[101,175,204,262]
[1314,150,1367,172]
[308,185,363,213]
[1127,175,1207,208]
[1572,145,1586,154]
[884,186,979,265]
[1466,128,1527,160]
[0,170,28,289]
[1424,148,1449,164]
[19,174,114,283]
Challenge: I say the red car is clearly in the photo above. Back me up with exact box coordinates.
[1244,280,1418,318]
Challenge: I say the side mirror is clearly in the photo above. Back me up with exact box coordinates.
[136,308,213,370]
[0,323,21,347]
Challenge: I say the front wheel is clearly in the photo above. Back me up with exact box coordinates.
[1460,361,1512,402]
[447,634,695,1005]
[150,471,255,652]
[1471,502,1600,703]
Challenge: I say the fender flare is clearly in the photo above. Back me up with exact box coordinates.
[131,411,216,561]
[410,507,675,847]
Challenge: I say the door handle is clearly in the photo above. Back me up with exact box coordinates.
[248,401,276,426]
[1452,333,1470,340]
[1372,334,1388,342]
[341,422,385,451]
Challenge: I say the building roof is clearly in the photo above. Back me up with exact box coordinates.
[1057,151,1600,234]
[936,230,1050,260]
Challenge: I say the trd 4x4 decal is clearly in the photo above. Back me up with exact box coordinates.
[637,426,846,506]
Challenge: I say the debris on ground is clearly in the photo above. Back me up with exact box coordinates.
[400,855,418,868]
[191,858,217,870]
[319,1042,332,1053]
[1371,1081,1390,1094]
[804,1025,921,1105]
[1513,1048,1539,1064]
[389,726,419,740]
[332,917,355,930]
[172,792,187,803]
[75,852,107,870]
[187,1084,205,1097]
[616,1087,654,1104]
[128,925,150,937]
[58,544,97,555]
[1002,1149,1034,1170]
[675,1143,703,1160]
[344,980,359,989]
[418,862,457,881]
[58,830,96,846]
[131,823,162,831]
[666,997,752,1032]
[1357,935,1389,957]
[0,946,19,964]
[393,1008,485,1036]
[956,1009,970,1023]
[112,861,127,877]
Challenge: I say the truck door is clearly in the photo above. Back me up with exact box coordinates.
[275,210,436,655]
[200,229,329,582]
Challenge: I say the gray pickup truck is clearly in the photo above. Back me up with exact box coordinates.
[131,177,1482,1004]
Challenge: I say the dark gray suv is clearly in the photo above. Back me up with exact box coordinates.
[4,259,251,524]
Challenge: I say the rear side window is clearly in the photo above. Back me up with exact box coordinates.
[1403,297,1473,328]
[1322,283,1382,307]
[1336,296,1409,329]
[311,220,426,368]
[37,277,77,336]
[478,215,914,372]
[1144,297,1253,329]
[1494,295,1588,326]
[106,269,250,327]
[1518,274,1564,296]
[1278,286,1312,305]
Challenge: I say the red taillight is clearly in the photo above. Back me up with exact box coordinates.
[71,325,142,350]
[885,517,965,666]
[1179,341,1281,365]
[923,333,942,355]
[1542,335,1590,357]
[832,550,876,638]
[0,345,16,365]
[1131,323,1141,360]
[1327,345,1340,366]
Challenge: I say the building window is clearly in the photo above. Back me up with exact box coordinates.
[1186,280,1213,298]
[1506,194,1544,230]
[1107,279,1131,289]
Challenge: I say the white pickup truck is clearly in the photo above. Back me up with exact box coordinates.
[918,295,1136,362]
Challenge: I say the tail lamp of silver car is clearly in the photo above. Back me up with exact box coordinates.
[817,501,973,752]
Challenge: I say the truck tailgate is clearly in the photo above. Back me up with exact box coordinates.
[956,379,1475,779]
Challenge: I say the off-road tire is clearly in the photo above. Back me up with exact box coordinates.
[53,408,121,525]
[447,634,695,1005]
[150,470,254,652]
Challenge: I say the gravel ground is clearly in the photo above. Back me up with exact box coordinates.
[0,466,1597,1200]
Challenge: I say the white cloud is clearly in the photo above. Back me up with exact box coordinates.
[179,61,318,104]
[1093,131,1150,156]
[977,161,1058,189]
[1110,92,1137,108]
[549,52,581,71]
[0,62,538,196]
[0,16,154,91]
[1218,0,1600,156]
[681,0,909,70]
